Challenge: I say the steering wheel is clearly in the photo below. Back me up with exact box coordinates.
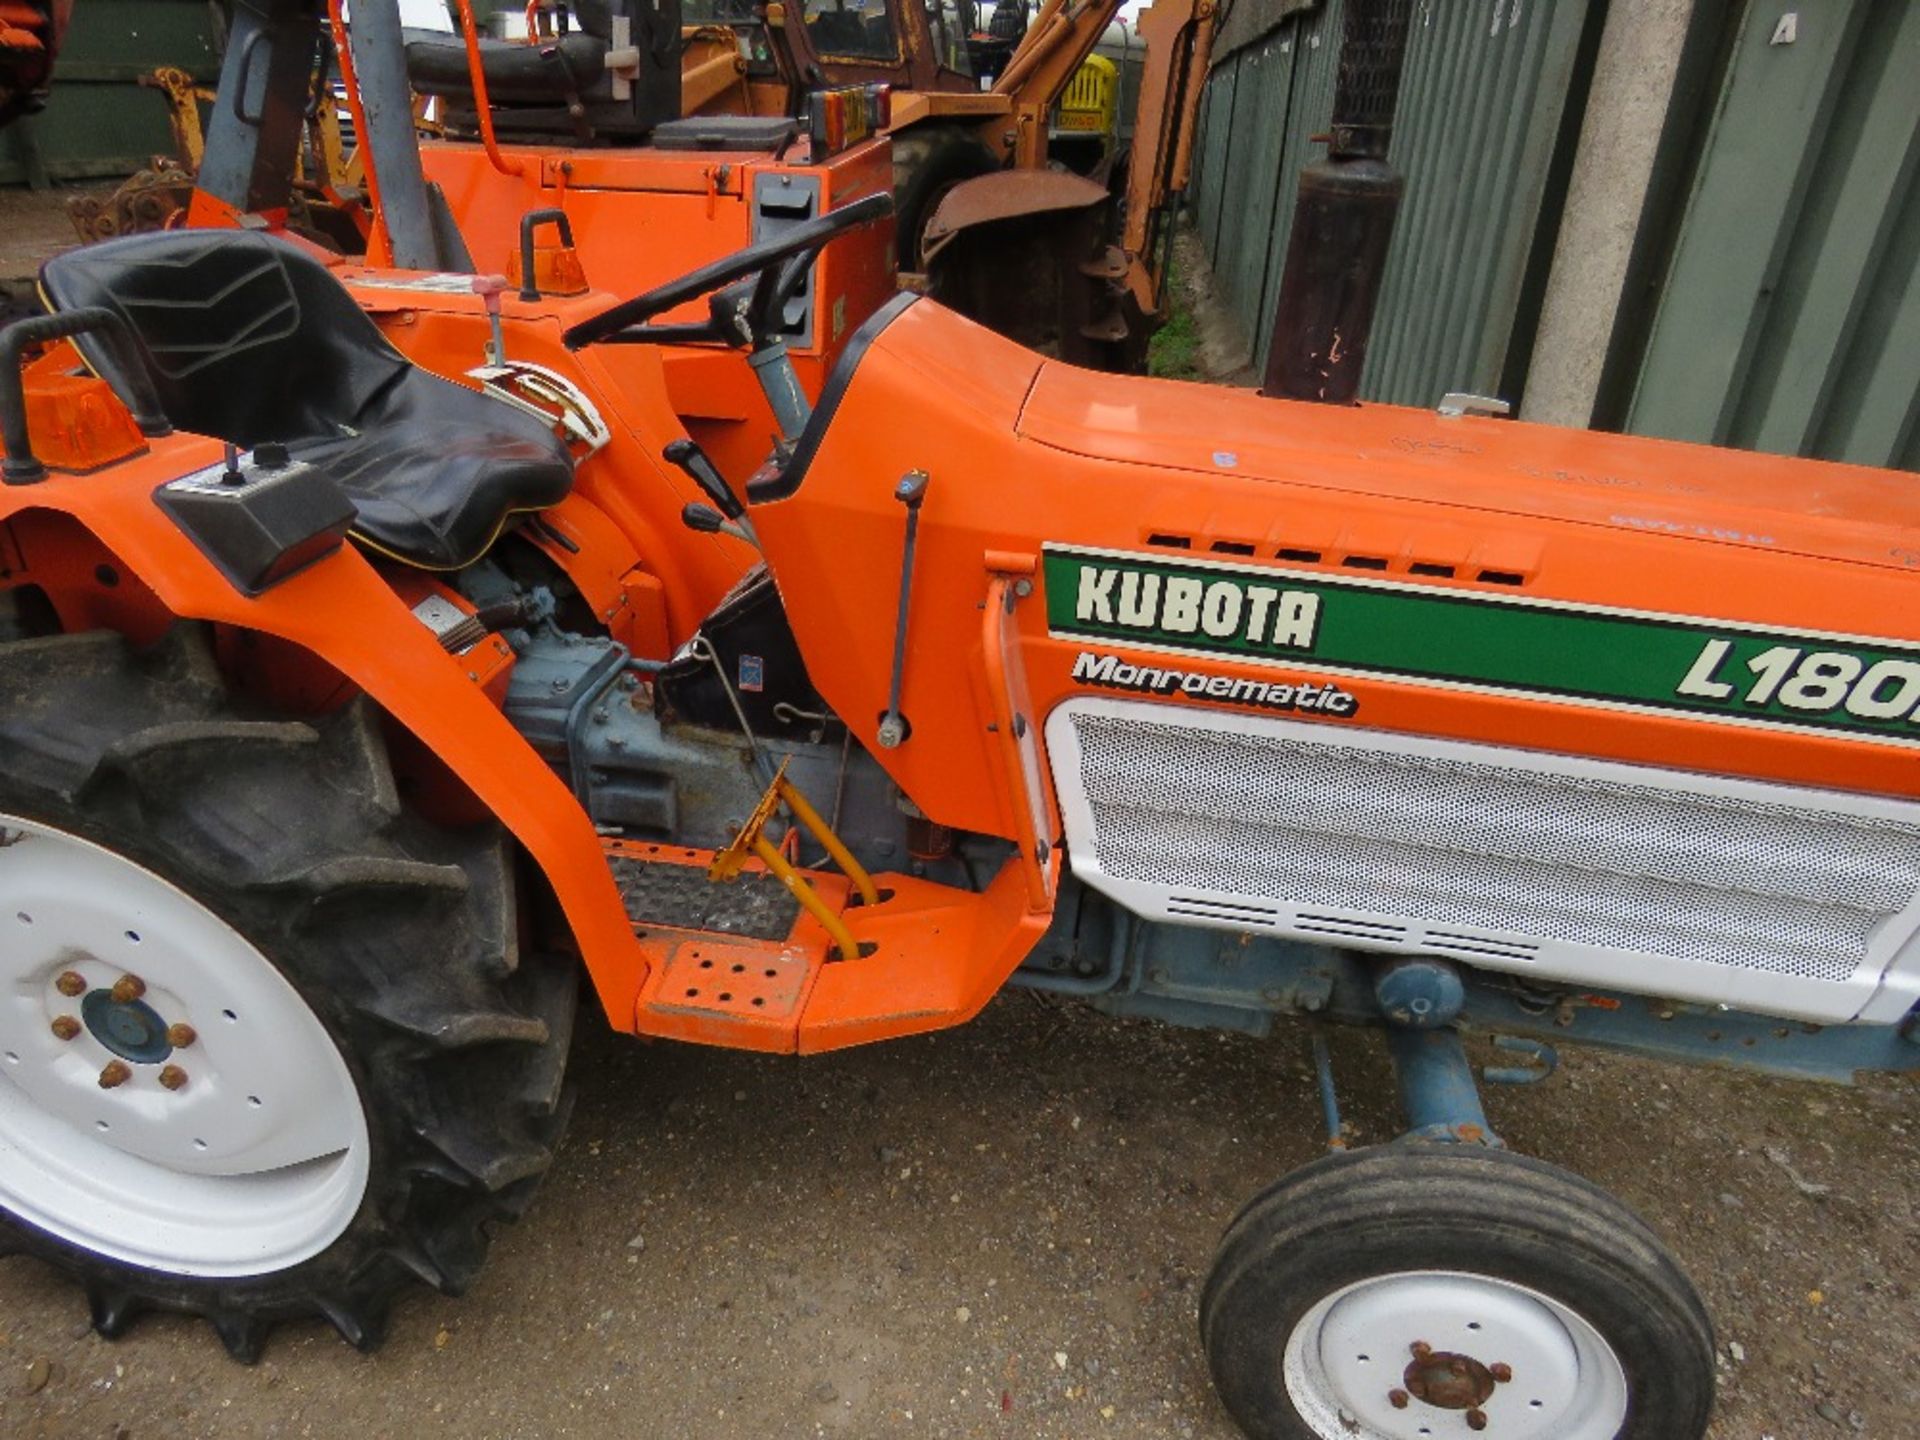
[561,191,894,353]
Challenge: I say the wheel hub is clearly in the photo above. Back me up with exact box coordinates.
[1402,1342,1498,1410]
[1284,1269,1629,1440]
[80,987,175,1065]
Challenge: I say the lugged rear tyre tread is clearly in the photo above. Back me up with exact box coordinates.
[0,626,577,1362]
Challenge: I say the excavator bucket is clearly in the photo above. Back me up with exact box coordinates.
[920,168,1151,369]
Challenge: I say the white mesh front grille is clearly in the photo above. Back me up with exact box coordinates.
[1047,699,1920,1018]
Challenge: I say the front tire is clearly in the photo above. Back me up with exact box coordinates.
[0,626,575,1359]
[1200,1144,1715,1440]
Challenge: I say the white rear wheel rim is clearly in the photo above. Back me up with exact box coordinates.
[0,813,370,1278]
[1283,1268,1630,1440]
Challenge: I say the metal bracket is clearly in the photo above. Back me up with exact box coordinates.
[467,359,612,455]
[1483,1034,1559,1086]
[606,16,640,101]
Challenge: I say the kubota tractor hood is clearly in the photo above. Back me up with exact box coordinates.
[1014,358,1920,576]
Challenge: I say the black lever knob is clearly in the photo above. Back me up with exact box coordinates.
[663,438,744,520]
[681,502,726,534]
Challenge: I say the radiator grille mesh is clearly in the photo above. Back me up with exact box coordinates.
[1069,713,1920,983]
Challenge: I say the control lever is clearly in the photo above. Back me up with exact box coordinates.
[875,469,929,750]
[663,437,744,519]
[473,274,512,366]
[680,502,758,549]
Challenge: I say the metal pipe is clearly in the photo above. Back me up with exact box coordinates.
[453,0,527,178]
[325,0,390,262]
[1311,1033,1345,1150]
[1259,0,1412,404]
[1384,1026,1500,1146]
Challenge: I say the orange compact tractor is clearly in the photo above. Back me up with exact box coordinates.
[1,5,1917,1440]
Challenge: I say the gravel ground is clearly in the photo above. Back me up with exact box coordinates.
[0,184,88,289]
[2,994,1914,1440]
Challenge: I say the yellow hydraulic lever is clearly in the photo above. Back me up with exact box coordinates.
[709,761,879,961]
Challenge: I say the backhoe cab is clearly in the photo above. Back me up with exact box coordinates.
[0,4,1916,1439]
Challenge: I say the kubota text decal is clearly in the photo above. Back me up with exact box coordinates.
[1042,544,1920,746]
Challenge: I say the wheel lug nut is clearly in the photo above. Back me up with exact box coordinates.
[51,1015,82,1041]
[110,974,146,1004]
[1466,1409,1488,1432]
[98,1060,132,1089]
[1490,1362,1512,1384]
[158,1064,189,1092]
[56,970,87,997]
[1387,1389,1410,1409]
[166,1022,197,1049]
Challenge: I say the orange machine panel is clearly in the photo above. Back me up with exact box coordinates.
[749,299,1920,849]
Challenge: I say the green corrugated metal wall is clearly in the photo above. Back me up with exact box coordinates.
[0,0,223,187]
[1626,0,1919,470]
[1190,0,1595,404]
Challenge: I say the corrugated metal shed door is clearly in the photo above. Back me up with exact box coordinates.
[0,0,222,187]
[1190,0,1595,404]
[1364,0,1592,405]
[1626,0,1919,471]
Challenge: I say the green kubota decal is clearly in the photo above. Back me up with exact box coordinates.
[1042,545,1920,745]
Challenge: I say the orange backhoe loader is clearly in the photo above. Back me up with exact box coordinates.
[1,4,1916,1440]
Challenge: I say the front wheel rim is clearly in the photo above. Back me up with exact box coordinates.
[0,813,370,1279]
[1282,1269,1630,1440]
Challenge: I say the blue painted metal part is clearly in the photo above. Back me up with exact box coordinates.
[1384,1026,1503,1146]
[1483,1035,1559,1086]
[1009,883,1920,1084]
[1310,1033,1345,1150]
[1374,958,1466,1029]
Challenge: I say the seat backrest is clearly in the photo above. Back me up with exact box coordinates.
[40,230,411,449]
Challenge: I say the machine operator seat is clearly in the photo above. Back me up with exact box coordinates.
[404,0,682,143]
[39,229,573,571]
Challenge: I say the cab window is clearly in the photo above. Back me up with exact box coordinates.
[801,0,901,61]
[924,0,977,77]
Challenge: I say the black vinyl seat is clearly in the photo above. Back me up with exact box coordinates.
[40,229,573,570]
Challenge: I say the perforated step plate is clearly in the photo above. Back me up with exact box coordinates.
[1046,697,1920,1025]
[610,845,801,942]
[607,840,853,1050]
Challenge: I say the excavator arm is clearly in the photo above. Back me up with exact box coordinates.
[920,0,1218,365]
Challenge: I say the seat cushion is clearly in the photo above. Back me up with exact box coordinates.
[291,389,573,570]
[41,229,573,571]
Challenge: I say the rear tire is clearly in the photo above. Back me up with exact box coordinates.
[1200,1144,1715,1440]
[892,125,1001,270]
[0,626,575,1360]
